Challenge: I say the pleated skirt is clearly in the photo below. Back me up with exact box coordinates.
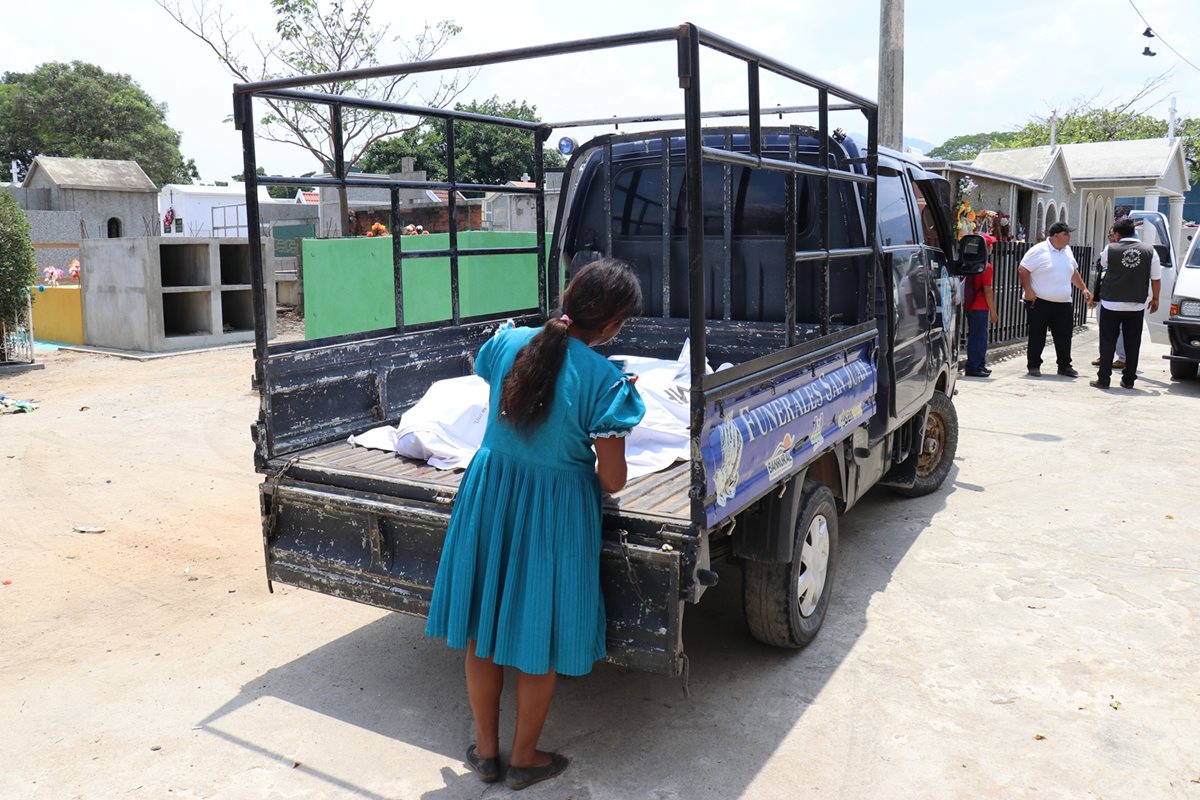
[424,448,607,676]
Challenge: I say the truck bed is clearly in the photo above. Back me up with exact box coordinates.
[262,435,691,675]
[272,440,693,528]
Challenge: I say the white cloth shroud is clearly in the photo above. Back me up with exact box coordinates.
[348,341,726,480]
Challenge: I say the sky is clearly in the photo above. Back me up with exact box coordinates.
[3,0,1198,183]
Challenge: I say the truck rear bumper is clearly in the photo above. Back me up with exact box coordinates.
[263,480,686,676]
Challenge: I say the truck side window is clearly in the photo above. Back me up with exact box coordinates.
[877,169,915,247]
[910,181,940,250]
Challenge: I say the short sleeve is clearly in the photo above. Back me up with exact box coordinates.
[473,320,514,384]
[1018,244,1038,271]
[588,373,646,439]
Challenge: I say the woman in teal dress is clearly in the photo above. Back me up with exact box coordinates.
[425,258,645,790]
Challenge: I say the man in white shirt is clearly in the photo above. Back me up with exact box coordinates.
[1018,221,1093,377]
[1090,217,1161,390]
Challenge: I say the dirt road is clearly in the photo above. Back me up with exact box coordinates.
[2,331,1198,799]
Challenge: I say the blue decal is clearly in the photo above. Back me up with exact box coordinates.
[701,342,878,527]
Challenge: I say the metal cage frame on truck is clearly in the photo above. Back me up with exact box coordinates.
[235,21,879,527]
[234,24,901,675]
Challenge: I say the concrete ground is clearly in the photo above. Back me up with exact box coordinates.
[2,326,1198,800]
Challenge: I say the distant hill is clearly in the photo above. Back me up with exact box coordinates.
[846,133,935,154]
[903,137,935,154]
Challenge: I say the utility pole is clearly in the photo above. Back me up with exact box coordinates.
[878,0,904,150]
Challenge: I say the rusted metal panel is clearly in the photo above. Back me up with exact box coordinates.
[256,317,539,462]
[599,541,683,675]
[263,478,686,675]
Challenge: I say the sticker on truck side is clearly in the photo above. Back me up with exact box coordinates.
[701,343,877,527]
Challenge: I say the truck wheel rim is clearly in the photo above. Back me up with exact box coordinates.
[796,514,830,617]
[917,411,946,478]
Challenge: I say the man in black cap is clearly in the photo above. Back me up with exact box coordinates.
[1090,217,1161,389]
[1018,221,1093,377]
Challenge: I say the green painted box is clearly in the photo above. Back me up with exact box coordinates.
[301,231,546,340]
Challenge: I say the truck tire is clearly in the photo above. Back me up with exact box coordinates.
[892,390,958,498]
[1169,357,1198,380]
[743,483,839,649]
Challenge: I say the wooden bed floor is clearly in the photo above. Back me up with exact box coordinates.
[281,440,693,524]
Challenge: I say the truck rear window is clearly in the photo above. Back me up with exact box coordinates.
[567,150,867,324]
[576,161,857,244]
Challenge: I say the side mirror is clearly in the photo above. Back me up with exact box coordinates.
[1153,243,1172,268]
[954,234,987,275]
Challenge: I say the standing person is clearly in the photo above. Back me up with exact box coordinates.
[963,233,1000,377]
[1018,221,1093,377]
[1090,217,1161,389]
[425,258,645,790]
[1091,228,1127,370]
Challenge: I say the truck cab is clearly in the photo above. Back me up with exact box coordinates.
[559,132,961,441]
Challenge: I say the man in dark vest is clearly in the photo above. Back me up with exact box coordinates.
[1090,217,1161,389]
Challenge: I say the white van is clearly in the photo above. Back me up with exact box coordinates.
[1150,222,1200,380]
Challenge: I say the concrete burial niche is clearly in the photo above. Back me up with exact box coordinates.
[80,237,275,352]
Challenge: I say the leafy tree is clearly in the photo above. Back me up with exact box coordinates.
[359,97,566,191]
[157,0,472,231]
[1005,107,1200,184]
[0,61,197,187]
[0,190,38,343]
[359,126,447,179]
[927,131,1018,161]
[932,78,1200,184]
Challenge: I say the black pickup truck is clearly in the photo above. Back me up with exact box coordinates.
[235,25,983,677]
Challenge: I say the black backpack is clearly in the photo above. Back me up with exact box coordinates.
[963,271,978,308]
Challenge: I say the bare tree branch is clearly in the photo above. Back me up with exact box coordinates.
[155,0,472,178]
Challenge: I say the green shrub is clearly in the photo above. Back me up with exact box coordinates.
[0,190,37,327]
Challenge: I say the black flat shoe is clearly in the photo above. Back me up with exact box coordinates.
[506,753,569,791]
[466,745,502,783]
[964,369,990,377]
[1121,380,1136,389]
[1057,367,1079,377]
[1089,379,1110,390]
[1027,367,1041,377]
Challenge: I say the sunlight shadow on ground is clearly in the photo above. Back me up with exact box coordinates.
[960,426,1063,443]
[197,484,952,799]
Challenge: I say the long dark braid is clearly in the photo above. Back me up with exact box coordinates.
[500,258,642,431]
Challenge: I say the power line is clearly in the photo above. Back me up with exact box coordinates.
[1128,0,1200,73]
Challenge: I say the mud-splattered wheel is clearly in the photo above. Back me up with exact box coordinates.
[894,390,958,498]
[743,483,839,649]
